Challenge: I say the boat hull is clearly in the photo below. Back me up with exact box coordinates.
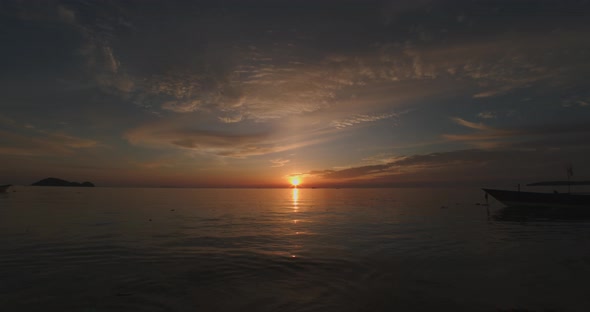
[483,188,590,208]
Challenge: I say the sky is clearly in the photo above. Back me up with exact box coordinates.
[1,0,590,188]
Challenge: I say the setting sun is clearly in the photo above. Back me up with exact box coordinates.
[290,177,301,187]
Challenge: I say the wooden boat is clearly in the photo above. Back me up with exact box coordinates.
[0,184,11,193]
[483,183,590,208]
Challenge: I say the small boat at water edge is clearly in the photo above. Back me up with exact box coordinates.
[483,188,590,208]
[0,184,12,193]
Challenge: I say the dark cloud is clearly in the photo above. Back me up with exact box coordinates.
[0,115,100,157]
[305,146,590,187]
[445,118,590,149]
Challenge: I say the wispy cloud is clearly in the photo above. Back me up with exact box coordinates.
[443,118,520,149]
[0,114,101,157]
[300,149,489,183]
[300,146,590,186]
[218,114,244,124]
[270,158,290,167]
[48,1,588,132]
[450,117,493,131]
[124,119,331,158]
[562,96,590,108]
[57,5,76,24]
[444,117,590,150]
[0,129,100,157]
[477,111,496,119]
[161,100,202,113]
[331,112,398,129]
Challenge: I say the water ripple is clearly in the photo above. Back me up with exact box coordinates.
[2,187,590,311]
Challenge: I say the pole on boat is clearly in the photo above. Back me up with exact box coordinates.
[482,190,490,217]
[485,192,490,217]
[566,163,573,194]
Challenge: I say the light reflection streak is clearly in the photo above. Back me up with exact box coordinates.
[291,188,301,259]
[292,188,299,209]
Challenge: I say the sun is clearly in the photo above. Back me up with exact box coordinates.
[290,177,301,187]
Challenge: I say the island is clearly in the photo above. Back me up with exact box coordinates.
[31,178,95,187]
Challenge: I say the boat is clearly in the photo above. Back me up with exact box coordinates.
[485,164,590,212]
[483,188,590,208]
[483,180,590,208]
[0,184,11,193]
[483,164,590,208]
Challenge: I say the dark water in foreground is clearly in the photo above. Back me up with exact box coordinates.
[1,187,590,311]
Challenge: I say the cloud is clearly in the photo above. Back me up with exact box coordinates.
[0,114,101,157]
[40,2,138,96]
[47,1,588,133]
[301,146,590,186]
[0,129,99,157]
[270,158,290,167]
[47,132,98,149]
[301,149,492,182]
[473,89,509,99]
[57,5,76,24]
[161,100,201,113]
[306,150,480,181]
[320,163,394,180]
[562,96,590,108]
[443,117,518,148]
[135,28,582,123]
[124,119,330,158]
[361,153,403,165]
[102,46,119,74]
[450,117,493,131]
[331,112,398,129]
[218,114,243,124]
[478,111,496,119]
[444,117,590,150]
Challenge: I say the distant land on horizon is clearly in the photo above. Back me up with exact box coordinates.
[32,178,95,187]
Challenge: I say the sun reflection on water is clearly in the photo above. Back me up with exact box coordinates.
[292,188,299,209]
[290,188,301,258]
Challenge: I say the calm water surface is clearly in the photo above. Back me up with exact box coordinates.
[1,187,590,311]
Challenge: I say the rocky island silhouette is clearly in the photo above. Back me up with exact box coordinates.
[32,178,95,187]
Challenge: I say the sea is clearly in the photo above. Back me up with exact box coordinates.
[1,186,590,312]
